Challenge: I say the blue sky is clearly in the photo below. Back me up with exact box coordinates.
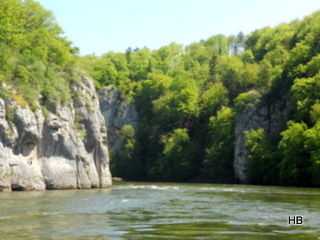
[37,0,320,56]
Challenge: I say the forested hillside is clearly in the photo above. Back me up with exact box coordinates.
[1,0,319,187]
[82,11,320,186]
[0,0,79,111]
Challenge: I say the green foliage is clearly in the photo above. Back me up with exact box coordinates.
[80,10,320,186]
[234,90,261,111]
[214,56,243,98]
[241,50,255,63]
[5,105,16,122]
[41,105,50,120]
[203,107,235,182]
[278,122,311,186]
[245,129,280,184]
[111,125,141,179]
[0,85,10,100]
[201,83,228,115]
[310,102,320,123]
[304,122,320,185]
[120,124,135,139]
[291,73,320,122]
[158,128,196,181]
[153,82,199,126]
[0,0,77,108]
[276,121,320,186]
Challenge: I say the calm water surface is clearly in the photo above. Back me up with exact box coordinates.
[0,182,319,239]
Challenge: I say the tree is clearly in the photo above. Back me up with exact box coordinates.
[0,0,76,108]
[203,107,235,182]
[158,128,196,181]
[200,82,229,116]
[111,125,139,179]
[278,121,311,186]
[245,129,280,184]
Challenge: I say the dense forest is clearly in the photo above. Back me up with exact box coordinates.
[81,11,320,186]
[1,0,320,186]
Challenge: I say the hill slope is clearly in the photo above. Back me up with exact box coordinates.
[82,11,320,186]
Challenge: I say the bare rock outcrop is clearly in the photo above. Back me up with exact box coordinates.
[234,91,281,183]
[99,86,138,154]
[0,77,112,191]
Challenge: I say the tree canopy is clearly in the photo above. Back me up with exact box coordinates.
[81,10,320,186]
[0,0,79,110]
[2,0,320,186]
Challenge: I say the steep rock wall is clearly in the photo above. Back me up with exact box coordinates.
[99,86,138,154]
[0,77,112,191]
[234,106,267,183]
[234,96,281,183]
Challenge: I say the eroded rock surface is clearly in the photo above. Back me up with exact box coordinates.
[99,86,138,154]
[0,77,112,191]
[234,94,281,183]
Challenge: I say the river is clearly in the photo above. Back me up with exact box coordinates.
[0,182,319,239]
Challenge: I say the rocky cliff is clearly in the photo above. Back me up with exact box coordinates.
[0,77,112,191]
[234,106,266,183]
[99,86,138,154]
[0,74,285,189]
[234,93,281,183]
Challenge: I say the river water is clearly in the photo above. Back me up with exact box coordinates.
[0,182,319,239]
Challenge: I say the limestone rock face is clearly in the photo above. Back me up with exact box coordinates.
[0,77,112,191]
[234,97,281,183]
[99,86,138,153]
[234,106,267,183]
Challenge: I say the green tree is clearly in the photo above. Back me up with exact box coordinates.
[0,0,76,108]
[203,107,235,182]
[158,128,196,181]
[200,82,229,116]
[278,122,311,186]
[111,125,139,179]
[245,129,280,184]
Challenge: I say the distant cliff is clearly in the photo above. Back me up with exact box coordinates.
[0,77,112,191]
[234,92,282,183]
[99,86,138,154]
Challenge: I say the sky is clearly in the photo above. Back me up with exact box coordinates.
[37,0,320,56]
